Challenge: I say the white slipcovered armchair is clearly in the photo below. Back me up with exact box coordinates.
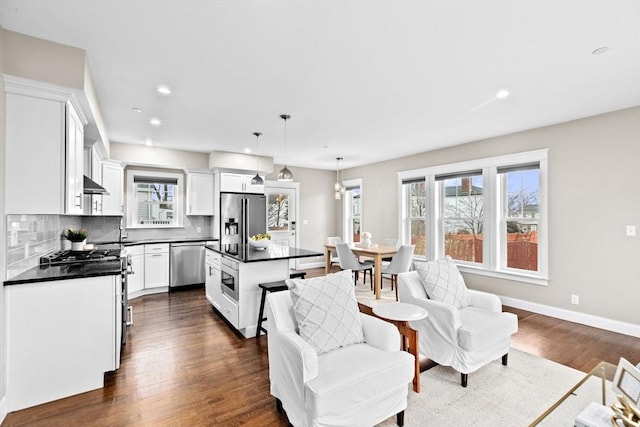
[266,289,414,426]
[397,260,518,388]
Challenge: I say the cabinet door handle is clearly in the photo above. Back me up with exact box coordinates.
[75,194,82,207]
[151,254,163,257]
[126,306,134,327]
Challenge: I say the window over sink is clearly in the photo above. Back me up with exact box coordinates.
[126,169,183,228]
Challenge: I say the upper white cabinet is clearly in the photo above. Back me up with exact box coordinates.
[83,146,104,215]
[65,103,85,214]
[186,172,214,215]
[101,161,124,216]
[5,93,86,215]
[219,172,264,194]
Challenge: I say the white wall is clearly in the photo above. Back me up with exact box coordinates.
[341,107,640,327]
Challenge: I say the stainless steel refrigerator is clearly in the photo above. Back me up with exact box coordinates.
[220,192,267,254]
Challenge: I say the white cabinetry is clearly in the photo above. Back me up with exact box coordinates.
[101,161,124,216]
[5,93,74,214]
[205,248,221,309]
[144,244,169,290]
[186,172,214,215]
[5,276,119,412]
[208,255,288,338]
[83,147,103,215]
[126,245,145,296]
[219,172,264,194]
[64,101,85,214]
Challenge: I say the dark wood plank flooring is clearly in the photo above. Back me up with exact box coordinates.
[2,270,639,426]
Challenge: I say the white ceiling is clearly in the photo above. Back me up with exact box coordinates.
[1,1,639,170]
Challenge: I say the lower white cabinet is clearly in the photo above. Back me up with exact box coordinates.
[5,276,119,412]
[144,243,169,289]
[205,248,221,309]
[126,245,145,295]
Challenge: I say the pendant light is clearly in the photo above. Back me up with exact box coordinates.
[250,132,264,185]
[277,114,293,181]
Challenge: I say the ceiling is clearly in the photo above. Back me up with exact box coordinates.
[1,1,639,170]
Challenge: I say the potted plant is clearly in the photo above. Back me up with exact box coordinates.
[66,228,88,251]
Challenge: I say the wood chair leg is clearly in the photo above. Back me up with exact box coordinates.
[461,373,468,387]
[502,353,508,366]
[396,410,405,426]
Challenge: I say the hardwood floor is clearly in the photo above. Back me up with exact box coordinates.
[2,271,639,426]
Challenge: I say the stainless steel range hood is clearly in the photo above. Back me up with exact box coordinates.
[83,175,109,195]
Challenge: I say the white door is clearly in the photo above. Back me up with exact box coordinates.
[265,182,299,268]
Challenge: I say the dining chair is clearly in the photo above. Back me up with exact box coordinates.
[326,236,342,270]
[335,243,373,286]
[382,245,415,300]
[382,238,399,262]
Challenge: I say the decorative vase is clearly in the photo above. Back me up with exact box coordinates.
[71,240,86,251]
[362,238,372,247]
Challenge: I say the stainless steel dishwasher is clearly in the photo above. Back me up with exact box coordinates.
[169,242,205,288]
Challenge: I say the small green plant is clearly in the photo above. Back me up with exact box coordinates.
[66,228,88,242]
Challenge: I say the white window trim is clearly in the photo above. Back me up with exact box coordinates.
[397,149,548,285]
[126,169,184,229]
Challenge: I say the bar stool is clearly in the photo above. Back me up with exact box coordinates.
[289,269,307,279]
[256,281,288,338]
[256,271,308,338]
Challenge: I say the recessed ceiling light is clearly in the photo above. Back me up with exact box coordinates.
[496,89,510,99]
[592,46,610,55]
[150,118,162,126]
[132,107,143,113]
[143,139,154,146]
[157,85,172,95]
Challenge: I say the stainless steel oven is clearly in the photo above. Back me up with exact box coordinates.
[220,256,239,302]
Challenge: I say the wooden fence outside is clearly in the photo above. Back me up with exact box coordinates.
[440,231,538,271]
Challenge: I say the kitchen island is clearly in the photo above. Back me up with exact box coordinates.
[205,243,322,338]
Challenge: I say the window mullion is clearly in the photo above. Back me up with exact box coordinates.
[430,175,440,260]
[484,167,498,271]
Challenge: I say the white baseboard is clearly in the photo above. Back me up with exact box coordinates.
[296,261,325,270]
[499,295,640,338]
[0,395,8,424]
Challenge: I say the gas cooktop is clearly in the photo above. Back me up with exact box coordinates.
[40,249,122,267]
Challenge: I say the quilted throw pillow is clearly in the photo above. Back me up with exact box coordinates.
[287,270,364,354]
[414,256,472,308]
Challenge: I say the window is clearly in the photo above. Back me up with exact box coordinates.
[401,178,427,257]
[439,172,484,264]
[267,193,289,232]
[127,170,183,228]
[398,150,547,284]
[499,164,540,272]
[341,179,362,243]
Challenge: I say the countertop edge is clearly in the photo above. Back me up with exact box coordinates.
[205,245,323,263]
[4,268,122,286]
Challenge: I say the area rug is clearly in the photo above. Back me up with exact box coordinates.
[377,348,591,426]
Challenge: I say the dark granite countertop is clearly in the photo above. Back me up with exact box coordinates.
[92,237,218,246]
[4,260,123,286]
[205,243,322,263]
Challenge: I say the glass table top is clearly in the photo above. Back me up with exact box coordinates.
[530,361,618,426]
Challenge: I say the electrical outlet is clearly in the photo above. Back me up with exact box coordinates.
[196,227,202,233]
[571,294,579,305]
[626,225,636,237]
